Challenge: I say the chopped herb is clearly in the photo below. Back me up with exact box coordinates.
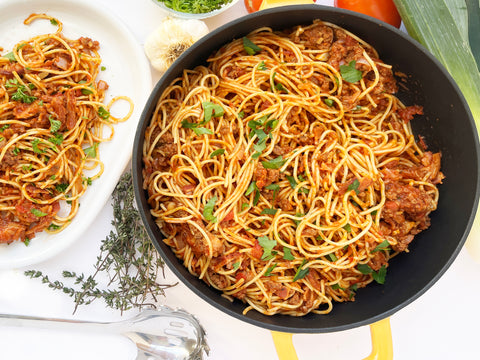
[13,147,20,155]
[22,164,32,171]
[209,148,225,158]
[293,213,304,226]
[202,101,224,122]
[39,100,44,106]
[238,111,245,119]
[84,143,99,158]
[203,196,218,223]
[50,175,56,180]
[253,190,260,206]
[0,136,3,142]
[3,52,16,62]
[265,263,277,276]
[257,61,267,70]
[55,183,69,192]
[331,284,345,290]
[340,60,363,83]
[261,156,286,169]
[293,259,310,281]
[97,107,110,119]
[81,87,94,95]
[243,37,262,55]
[371,210,378,216]
[252,140,266,159]
[350,283,358,291]
[11,85,37,103]
[324,98,334,107]
[299,187,309,194]
[48,133,64,145]
[372,240,390,253]
[1,124,10,132]
[47,223,61,231]
[258,236,277,261]
[357,264,372,274]
[260,208,278,215]
[192,126,212,135]
[49,115,62,133]
[265,119,279,131]
[232,261,241,270]
[50,18,59,26]
[347,179,360,194]
[286,175,297,188]
[241,203,249,211]
[24,238,30,246]
[274,82,288,93]
[357,264,387,284]
[343,223,352,233]
[264,183,280,200]
[83,177,93,186]
[32,139,45,154]
[31,208,47,217]
[325,252,338,262]
[101,66,106,71]
[245,181,257,196]
[283,247,295,261]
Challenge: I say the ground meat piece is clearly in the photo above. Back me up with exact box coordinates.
[265,281,290,299]
[368,251,388,271]
[97,80,109,91]
[0,149,18,171]
[225,65,247,79]
[251,239,264,260]
[328,31,364,70]
[208,270,229,289]
[276,197,293,211]
[272,145,291,156]
[0,219,26,243]
[397,105,423,123]
[65,90,77,129]
[384,180,434,220]
[293,23,334,50]
[78,37,100,51]
[253,163,279,188]
[177,220,224,257]
[0,63,25,78]
[152,133,177,171]
[299,289,316,314]
[13,102,44,119]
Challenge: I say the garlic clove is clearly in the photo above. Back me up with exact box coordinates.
[144,17,209,73]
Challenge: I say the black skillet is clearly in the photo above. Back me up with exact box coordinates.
[132,4,480,335]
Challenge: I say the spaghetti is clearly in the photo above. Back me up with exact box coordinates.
[0,14,133,244]
[142,20,444,316]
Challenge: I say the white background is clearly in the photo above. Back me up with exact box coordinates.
[1,0,479,359]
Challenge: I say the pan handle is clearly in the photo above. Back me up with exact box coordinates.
[259,0,315,11]
[271,317,393,360]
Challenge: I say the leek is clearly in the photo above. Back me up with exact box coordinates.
[393,0,480,260]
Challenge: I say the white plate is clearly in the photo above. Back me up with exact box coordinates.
[0,0,152,269]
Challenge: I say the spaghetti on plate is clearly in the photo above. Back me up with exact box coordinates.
[0,14,132,244]
[142,20,444,316]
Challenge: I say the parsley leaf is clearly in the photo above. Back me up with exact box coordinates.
[372,240,390,253]
[50,18,59,26]
[193,127,213,136]
[257,60,267,70]
[283,247,295,261]
[265,263,277,276]
[260,208,278,215]
[32,139,45,154]
[343,223,352,233]
[97,107,110,119]
[286,175,297,188]
[84,143,98,158]
[243,37,262,55]
[48,133,64,145]
[203,196,218,223]
[202,101,224,122]
[261,156,286,169]
[31,208,47,217]
[357,264,387,284]
[245,181,257,196]
[293,259,310,281]
[11,86,37,103]
[55,183,69,192]
[49,115,61,133]
[324,98,334,107]
[264,183,280,200]
[347,179,360,194]
[258,236,277,261]
[3,52,16,62]
[340,60,363,83]
[210,148,225,158]
[232,261,241,270]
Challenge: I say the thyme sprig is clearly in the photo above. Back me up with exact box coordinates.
[25,172,176,313]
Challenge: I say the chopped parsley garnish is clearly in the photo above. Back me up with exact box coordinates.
[84,143,99,158]
[24,237,30,246]
[47,223,61,231]
[258,236,277,261]
[13,147,20,155]
[3,52,16,62]
[241,202,249,211]
[238,111,245,119]
[331,284,345,290]
[245,181,257,196]
[283,247,295,261]
[372,240,390,253]
[203,196,218,223]
[48,133,64,145]
[265,263,277,276]
[293,259,310,281]
[22,164,32,171]
[347,179,360,194]
[261,156,286,169]
[232,261,241,270]
[31,208,47,217]
[10,82,37,103]
[192,127,213,136]
[340,60,363,83]
[357,264,387,284]
[209,148,225,158]
[286,175,297,188]
[324,98,334,107]
[257,61,267,70]
[343,223,352,233]
[325,252,338,262]
[48,115,61,133]
[0,124,10,132]
[293,213,304,227]
[101,66,106,71]
[243,37,262,55]
[97,107,110,119]
[32,139,45,154]
[264,183,280,200]
[50,18,59,26]
[81,87,94,95]
[55,183,69,192]
[202,101,224,122]
[260,208,278,216]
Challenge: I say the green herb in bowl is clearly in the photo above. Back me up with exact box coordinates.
[153,0,238,19]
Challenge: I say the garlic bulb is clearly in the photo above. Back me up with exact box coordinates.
[144,17,209,73]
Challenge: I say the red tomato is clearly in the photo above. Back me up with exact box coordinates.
[334,0,402,28]
[244,0,263,13]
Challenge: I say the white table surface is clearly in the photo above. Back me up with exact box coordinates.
[1,0,479,359]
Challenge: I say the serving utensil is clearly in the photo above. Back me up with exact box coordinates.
[0,307,209,360]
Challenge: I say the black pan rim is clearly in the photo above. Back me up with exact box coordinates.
[132,4,480,333]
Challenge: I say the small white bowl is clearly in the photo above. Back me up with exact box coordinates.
[151,0,240,19]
